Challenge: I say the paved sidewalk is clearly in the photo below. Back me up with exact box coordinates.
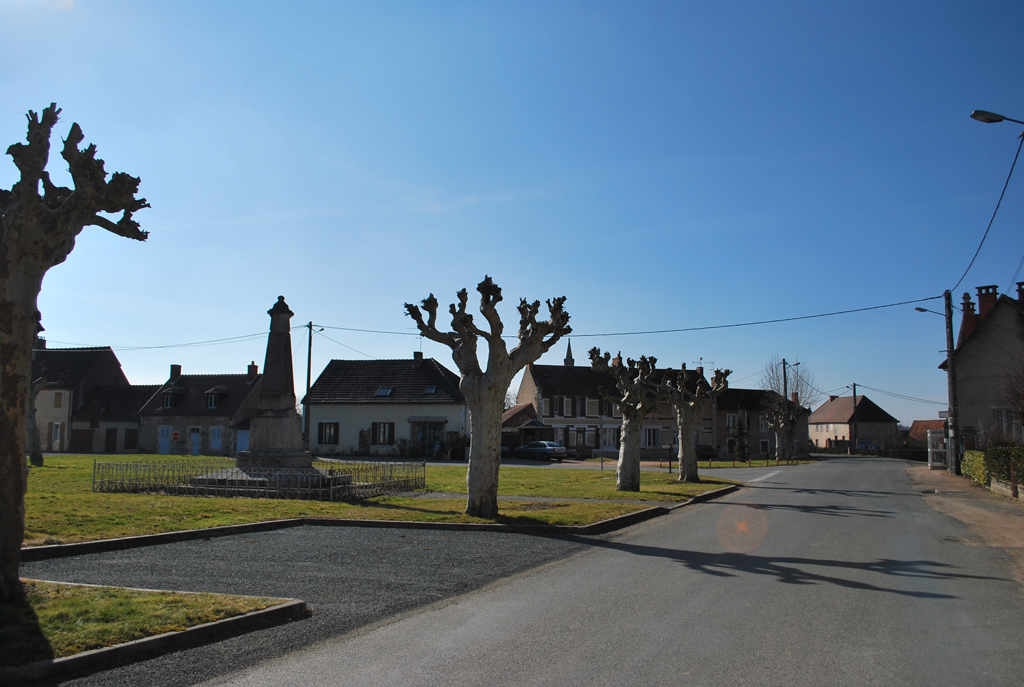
[907,465,1024,586]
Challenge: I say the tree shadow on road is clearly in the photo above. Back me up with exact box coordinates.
[723,500,897,519]
[559,535,1006,599]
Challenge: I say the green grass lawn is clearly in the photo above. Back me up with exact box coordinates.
[0,580,282,667]
[23,455,736,545]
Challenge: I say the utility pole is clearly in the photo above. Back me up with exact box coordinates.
[944,290,960,475]
[851,382,858,454]
[782,358,789,463]
[304,321,313,447]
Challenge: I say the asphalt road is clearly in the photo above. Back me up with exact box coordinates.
[25,456,1024,686]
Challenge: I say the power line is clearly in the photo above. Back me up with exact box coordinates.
[317,324,419,336]
[854,383,945,406]
[315,330,377,359]
[952,132,1024,293]
[45,326,306,352]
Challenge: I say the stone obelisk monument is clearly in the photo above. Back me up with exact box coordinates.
[236,296,312,469]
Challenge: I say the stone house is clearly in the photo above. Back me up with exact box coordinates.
[303,352,468,459]
[944,283,1024,446]
[515,343,713,459]
[808,394,897,449]
[69,384,160,453]
[138,363,263,456]
[30,341,131,452]
[714,388,811,460]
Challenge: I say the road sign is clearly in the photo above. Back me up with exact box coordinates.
[172,431,180,441]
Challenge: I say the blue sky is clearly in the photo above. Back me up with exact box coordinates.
[2,0,1023,424]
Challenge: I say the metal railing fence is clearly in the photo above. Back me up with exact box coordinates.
[92,458,425,501]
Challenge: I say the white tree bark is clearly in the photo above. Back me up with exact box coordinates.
[406,277,570,518]
[666,367,730,482]
[589,349,665,492]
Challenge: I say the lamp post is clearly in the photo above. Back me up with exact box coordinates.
[915,295,959,475]
[970,110,1024,126]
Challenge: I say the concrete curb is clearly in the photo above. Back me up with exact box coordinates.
[0,597,308,685]
[22,484,740,560]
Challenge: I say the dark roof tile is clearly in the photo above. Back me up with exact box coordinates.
[304,359,464,405]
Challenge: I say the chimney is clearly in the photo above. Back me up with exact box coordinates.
[247,361,258,379]
[413,351,423,368]
[977,285,999,318]
[1017,281,1024,302]
[958,292,977,346]
[170,364,182,381]
[35,337,46,350]
[829,395,838,402]
[612,351,622,367]
[792,392,798,404]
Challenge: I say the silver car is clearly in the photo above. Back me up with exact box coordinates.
[514,441,567,461]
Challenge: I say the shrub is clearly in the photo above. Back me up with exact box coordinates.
[962,450,988,485]
[982,445,1024,484]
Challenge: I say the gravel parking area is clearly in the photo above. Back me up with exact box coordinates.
[21,526,590,686]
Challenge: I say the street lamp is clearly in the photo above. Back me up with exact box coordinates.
[915,296,959,475]
[970,110,1024,126]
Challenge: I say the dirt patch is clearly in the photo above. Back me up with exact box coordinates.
[907,465,1024,587]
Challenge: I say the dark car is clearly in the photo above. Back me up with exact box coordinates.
[696,445,717,460]
[514,441,568,461]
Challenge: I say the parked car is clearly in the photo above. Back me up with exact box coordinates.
[514,441,567,461]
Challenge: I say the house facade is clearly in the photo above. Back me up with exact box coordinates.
[515,344,713,459]
[31,342,131,452]
[947,283,1024,446]
[69,384,159,454]
[714,388,811,460]
[808,394,898,449]
[138,363,263,456]
[304,352,468,459]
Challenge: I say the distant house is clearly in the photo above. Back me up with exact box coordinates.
[516,342,712,458]
[714,388,811,460]
[808,395,898,449]
[70,384,160,454]
[138,363,262,456]
[908,420,945,448]
[30,342,130,452]
[944,283,1024,447]
[303,352,468,459]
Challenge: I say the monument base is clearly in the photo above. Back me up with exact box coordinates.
[235,450,313,469]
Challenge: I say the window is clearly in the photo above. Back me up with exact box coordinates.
[124,428,138,451]
[542,397,552,417]
[52,422,62,444]
[554,396,562,417]
[586,398,599,417]
[643,428,660,448]
[371,422,395,445]
[318,422,339,445]
[760,440,770,455]
[53,392,63,409]
[163,394,173,409]
[758,415,769,432]
[424,386,436,394]
[207,395,218,409]
[726,414,738,430]
[376,387,393,397]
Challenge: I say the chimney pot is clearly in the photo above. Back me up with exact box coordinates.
[1017,282,1024,302]
[413,351,423,367]
[170,364,181,381]
[792,392,798,404]
[977,285,999,318]
[247,361,258,378]
[612,351,622,367]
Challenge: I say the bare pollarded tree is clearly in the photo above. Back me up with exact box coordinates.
[406,277,570,518]
[666,366,730,483]
[760,355,817,463]
[1,104,148,603]
[589,348,666,491]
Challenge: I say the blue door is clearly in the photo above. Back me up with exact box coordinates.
[236,429,249,454]
[190,427,201,456]
[158,427,171,454]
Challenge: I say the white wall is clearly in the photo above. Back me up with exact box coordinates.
[309,403,468,456]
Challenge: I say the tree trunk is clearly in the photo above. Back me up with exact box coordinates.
[617,414,643,491]
[676,407,699,483]
[774,430,784,464]
[465,399,504,518]
[0,267,44,603]
[26,375,43,467]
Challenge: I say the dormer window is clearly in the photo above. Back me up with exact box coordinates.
[207,395,218,409]
[424,386,436,394]
[163,394,174,409]
[376,387,393,397]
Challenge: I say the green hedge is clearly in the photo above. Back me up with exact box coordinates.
[982,445,1024,485]
[962,450,988,486]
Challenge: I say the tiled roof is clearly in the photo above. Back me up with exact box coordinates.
[716,388,791,412]
[809,396,898,424]
[139,373,261,417]
[72,385,160,423]
[31,346,125,388]
[304,358,465,405]
[502,403,537,429]
[908,420,945,443]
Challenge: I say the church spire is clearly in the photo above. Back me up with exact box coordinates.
[564,339,574,367]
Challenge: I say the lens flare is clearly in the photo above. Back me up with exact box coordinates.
[717,504,768,553]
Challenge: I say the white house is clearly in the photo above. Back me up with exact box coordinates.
[304,352,468,459]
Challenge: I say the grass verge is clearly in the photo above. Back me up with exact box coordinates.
[0,580,281,667]
[25,456,719,545]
